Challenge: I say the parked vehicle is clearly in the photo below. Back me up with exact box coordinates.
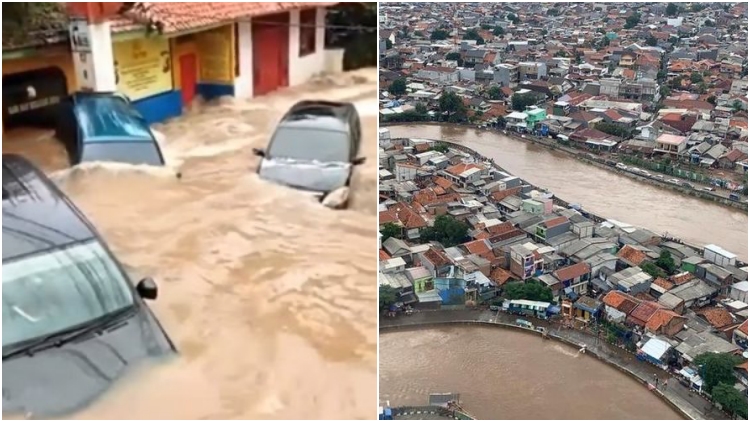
[253,100,366,209]
[681,182,694,189]
[729,193,741,201]
[2,154,176,418]
[55,92,166,166]
[702,186,715,192]
[667,178,680,184]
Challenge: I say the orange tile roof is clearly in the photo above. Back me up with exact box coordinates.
[602,290,641,313]
[434,176,454,190]
[379,250,391,261]
[652,277,674,291]
[114,2,333,33]
[553,262,590,282]
[490,267,513,286]
[646,309,683,333]
[617,245,648,266]
[487,221,514,236]
[379,210,399,225]
[697,307,735,329]
[393,203,427,229]
[740,320,748,336]
[543,216,569,229]
[491,187,523,202]
[462,239,494,261]
[628,301,664,327]
[423,247,450,267]
[671,272,694,285]
[445,163,483,177]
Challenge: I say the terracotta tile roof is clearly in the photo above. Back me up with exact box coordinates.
[739,320,748,336]
[393,203,427,229]
[670,272,694,285]
[697,307,735,329]
[379,210,399,225]
[542,216,569,229]
[491,187,523,202]
[646,309,683,333]
[721,149,746,163]
[488,228,526,243]
[462,239,494,261]
[663,99,714,112]
[434,176,454,190]
[737,361,748,371]
[379,250,391,261]
[652,277,675,291]
[490,268,513,286]
[423,247,450,267]
[553,262,590,282]
[617,245,649,266]
[602,290,641,313]
[627,301,664,327]
[487,221,514,236]
[445,163,484,177]
[113,2,334,34]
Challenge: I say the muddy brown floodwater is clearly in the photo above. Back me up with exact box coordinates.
[380,327,682,420]
[2,69,378,419]
[390,125,748,261]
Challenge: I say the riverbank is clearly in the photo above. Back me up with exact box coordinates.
[385,131,746,265]
[380,309,731,420]
[381,121,747,212]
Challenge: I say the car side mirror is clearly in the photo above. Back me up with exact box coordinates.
[136,277,158,300]
[352,157,366,165]
[252,148,265,157]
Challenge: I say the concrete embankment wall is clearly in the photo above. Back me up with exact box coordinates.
[382,122,747,212]
[381,321,692,420]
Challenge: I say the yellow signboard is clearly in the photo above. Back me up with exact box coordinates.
[196,25,234,83]
[113,37,173,101]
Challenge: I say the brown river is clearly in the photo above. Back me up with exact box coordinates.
[390,125,748,261]
[380,327,682,420]
[2,70,378,419]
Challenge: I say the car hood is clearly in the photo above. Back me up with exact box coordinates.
[259,158,350,193]
[2,306,174,419]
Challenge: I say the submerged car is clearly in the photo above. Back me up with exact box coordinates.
[55,92,166,166]
[2,154,175,418]
[253,100,366,209]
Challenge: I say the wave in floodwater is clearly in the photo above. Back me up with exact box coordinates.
[2,69,378,420]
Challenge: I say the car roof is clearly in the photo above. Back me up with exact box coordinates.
[278,100,352,132]
[72,92,154,144]
[2,155,95,262]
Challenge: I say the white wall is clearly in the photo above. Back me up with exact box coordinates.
[288,7,328,87]
[71,20,116,92]
[234,21,253,99]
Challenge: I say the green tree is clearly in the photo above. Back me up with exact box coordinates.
[690,72,703,84]
[385,38,393,49]
[666,3,679,17]
[694,352,743,393]
[646,35,658,47]
[547,8,560,16]
[420,215,469,247]
[445,52,461,61]
[511,92,539,111]
[503,280,553,302]
[379,285,398,312]
[430,142,449,153]
[415,102,428,115]
[507,13,520,25]
[476,37,485,45]
[624,13,641,29]
[487,86,502,100]
[389,78,407,96]
[480,23,492,30]
[493,25,504,36]
[704,19,715,27]
[732,100,743,112]
[380,222,402,242]
[640,262,666,279]
[711,383,748,419]
[463,28,481,41]
[595,122,632,139]
[438,91,468,123]
[655,250,676,274]
[707,95,716,105]
[431,29,449,40]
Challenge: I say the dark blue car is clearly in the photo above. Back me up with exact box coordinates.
[55,92,166,166]
[2,154,176,418]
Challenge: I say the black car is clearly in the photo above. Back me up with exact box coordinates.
[253,100,366,208]
[55,92,166,166]
[1,154,175,418]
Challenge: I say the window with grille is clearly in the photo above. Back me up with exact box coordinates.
[299,9,317,57]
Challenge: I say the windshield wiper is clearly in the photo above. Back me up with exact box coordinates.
[2,305,137,360]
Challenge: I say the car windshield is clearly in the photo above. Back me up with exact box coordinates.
[80,142,164,166]
[2,240,135,349]
[267,127,349,163]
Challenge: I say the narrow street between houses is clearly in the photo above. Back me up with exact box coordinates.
[3,69,378,420]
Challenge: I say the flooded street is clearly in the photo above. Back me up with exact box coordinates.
[390,125,748,261]
[3,69,377,419]
[380,327,682,420]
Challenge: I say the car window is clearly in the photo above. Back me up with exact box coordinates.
[268,127,350,163]
[80,142,164,166]
[2,240,135,348]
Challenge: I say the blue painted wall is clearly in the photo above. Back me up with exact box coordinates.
[132,91,183,124]
[197,83,234,100]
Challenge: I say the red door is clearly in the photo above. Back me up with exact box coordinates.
[179,54,197,105]
[252,13,289,96]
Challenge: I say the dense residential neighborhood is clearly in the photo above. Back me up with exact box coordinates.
[377,3,748,418]
[378,2,748,196]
